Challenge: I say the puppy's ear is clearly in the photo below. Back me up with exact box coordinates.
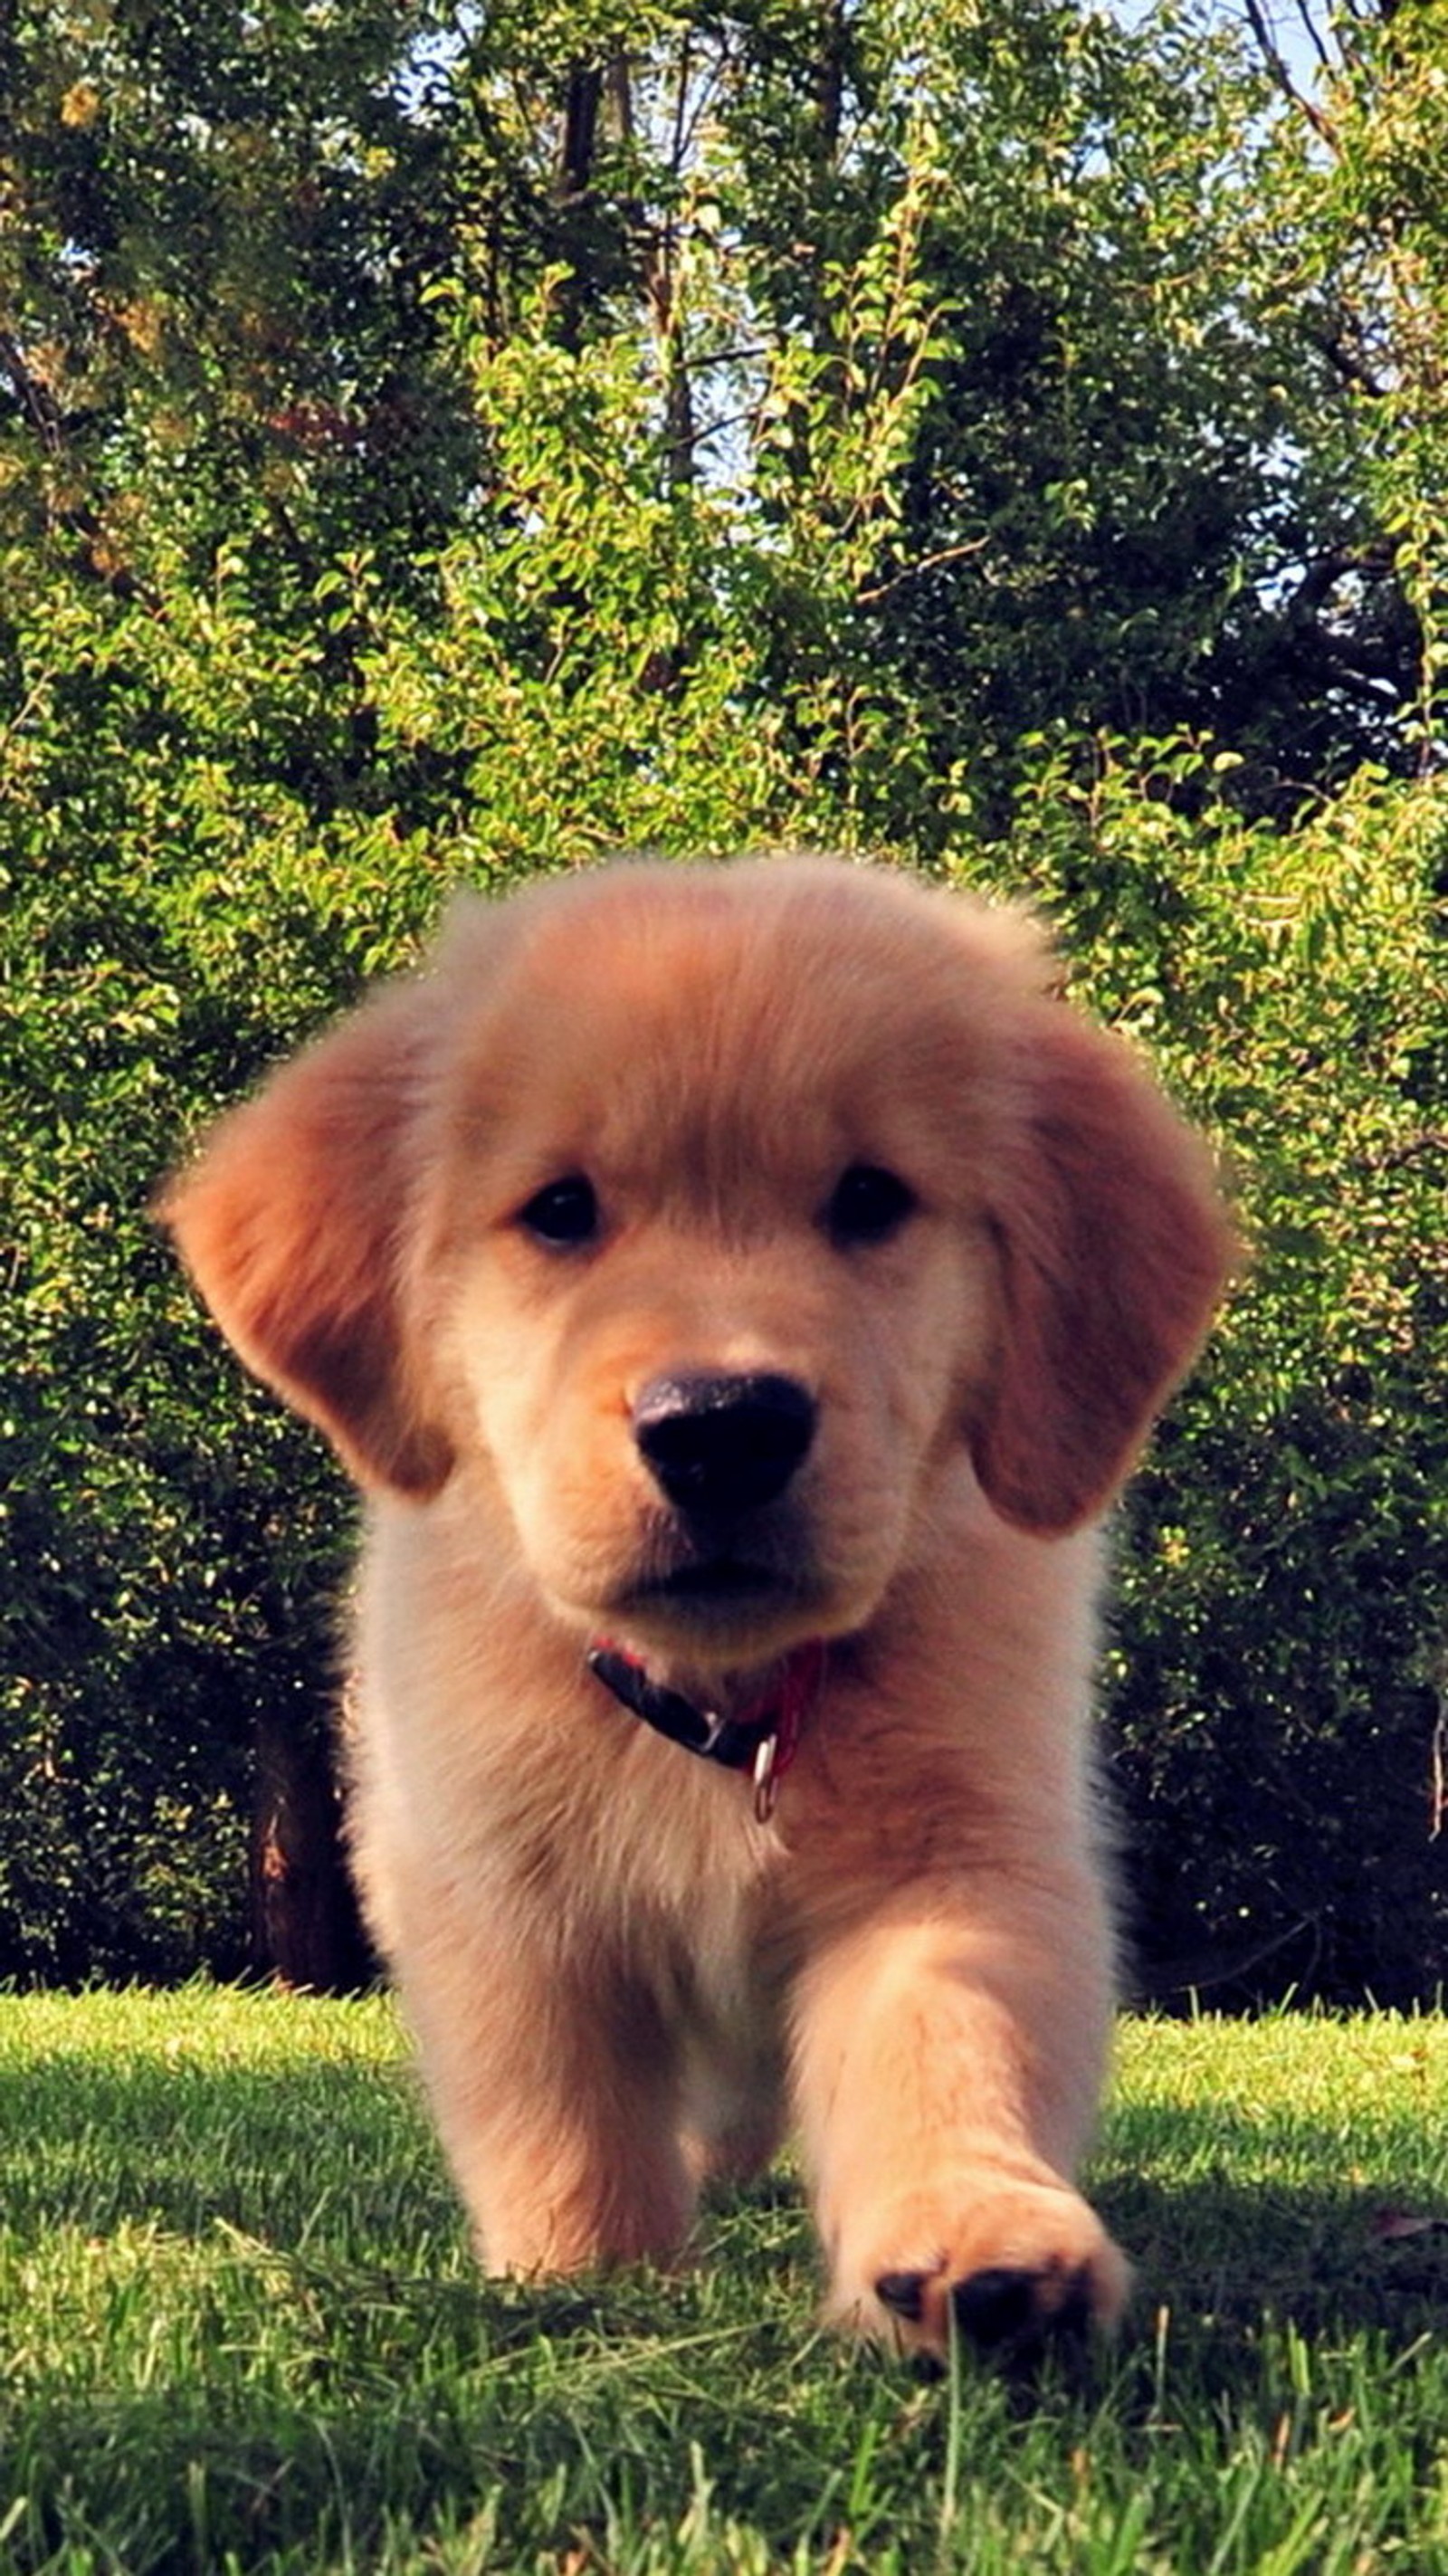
[970,1007,1234,1534]
[156,981,454,1497]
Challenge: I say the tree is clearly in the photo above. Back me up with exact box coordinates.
[1243,0,1448,775]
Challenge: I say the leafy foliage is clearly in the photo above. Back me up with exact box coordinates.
[0,0,1443,1988]
[1001,742,1447,1997]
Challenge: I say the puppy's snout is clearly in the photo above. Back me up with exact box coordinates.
[634,1371,816,1518]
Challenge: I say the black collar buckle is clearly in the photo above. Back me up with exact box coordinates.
[586,1646,762,1770]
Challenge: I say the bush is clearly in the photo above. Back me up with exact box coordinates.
[999,741,1448,2000]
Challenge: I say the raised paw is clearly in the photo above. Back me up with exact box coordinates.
[839,2180,1130,2364]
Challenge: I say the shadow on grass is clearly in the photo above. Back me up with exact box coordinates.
[6,2048,1446,2351]
[1,2043,452,2250]
[1098,2152,1448,2355]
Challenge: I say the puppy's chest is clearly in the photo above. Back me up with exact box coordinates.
[536,1728,789,2019]
[582,1723,783,1913]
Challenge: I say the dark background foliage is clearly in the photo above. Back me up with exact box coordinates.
[2,0,1443,1996]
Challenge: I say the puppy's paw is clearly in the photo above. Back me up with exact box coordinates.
[835,2180,1129,2364]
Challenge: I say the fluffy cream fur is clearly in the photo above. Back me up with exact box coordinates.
[160,856,1232,2359]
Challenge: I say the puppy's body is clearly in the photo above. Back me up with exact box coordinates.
[350,1464,1110,2314]
[163,858,1231,2358]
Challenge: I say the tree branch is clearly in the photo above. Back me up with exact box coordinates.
[854,537,988,606]
[0,329,67,454]
[1241,0,1338,144]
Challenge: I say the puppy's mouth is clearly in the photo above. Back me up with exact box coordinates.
[608,1520,825,1641]
[643,1555,783,1597]
[634,1556,801,1608]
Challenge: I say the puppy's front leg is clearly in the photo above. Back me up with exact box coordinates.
[789,1875,1129,2361]
[397,1917,696,2276]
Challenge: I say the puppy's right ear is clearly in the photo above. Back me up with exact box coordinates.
[156,981,454,1498]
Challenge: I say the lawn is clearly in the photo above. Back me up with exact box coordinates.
[3,1989,1448,2572]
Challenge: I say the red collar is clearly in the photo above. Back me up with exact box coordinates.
[586,1636,826,1821]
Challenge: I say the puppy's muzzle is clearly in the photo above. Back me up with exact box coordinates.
[633,1371,816,1519]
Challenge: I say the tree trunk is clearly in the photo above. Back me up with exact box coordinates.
[250,1706,373,1992]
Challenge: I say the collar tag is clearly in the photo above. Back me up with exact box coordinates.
[751,1731,782,1824]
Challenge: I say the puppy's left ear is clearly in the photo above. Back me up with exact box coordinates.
[156,979,454,1498]
[970,1006,1235,1535]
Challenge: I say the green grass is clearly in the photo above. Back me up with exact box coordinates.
[4,1992,1448,2572]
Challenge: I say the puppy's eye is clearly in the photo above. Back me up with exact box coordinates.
[824,1163,917,1247]
[516,1176,600,1248]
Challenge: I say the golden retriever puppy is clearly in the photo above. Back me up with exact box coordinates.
[160,855,1231,2361]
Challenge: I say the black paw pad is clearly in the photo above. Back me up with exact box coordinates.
[950,2262,1092,2352]
[873,2268,928,2323]
[950,2266,1042,2347]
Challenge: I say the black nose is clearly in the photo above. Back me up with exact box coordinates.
[633,1371,816,1517]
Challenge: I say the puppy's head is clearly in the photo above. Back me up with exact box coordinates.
[159,859,1233,1664]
